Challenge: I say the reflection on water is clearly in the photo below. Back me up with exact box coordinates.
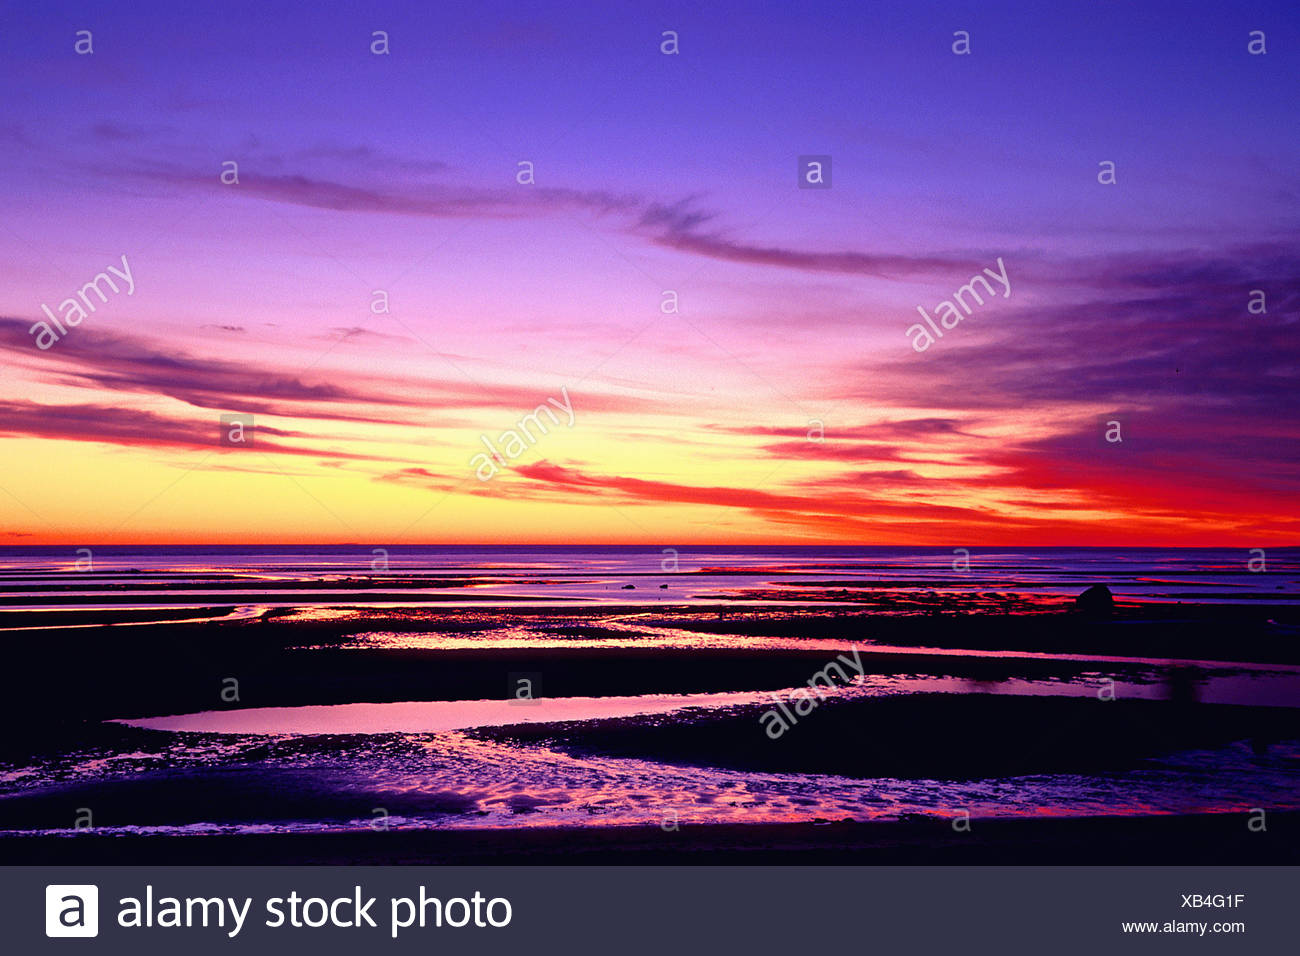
[4,725,1299,838]
[117,689,804,735]
[115,666,1300,738]
[0,546,1295,841]
[0,546,1295,624]
[0,670,1260,835]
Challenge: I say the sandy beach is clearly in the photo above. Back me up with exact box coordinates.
[1,547,1297,864]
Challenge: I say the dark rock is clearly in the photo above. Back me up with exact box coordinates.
[1075,584,1114,617]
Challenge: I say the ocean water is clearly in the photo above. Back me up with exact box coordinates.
[0,546,1297,840]
[0,546,1295,614]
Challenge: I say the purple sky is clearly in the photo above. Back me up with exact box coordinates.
[0,1,1297,544]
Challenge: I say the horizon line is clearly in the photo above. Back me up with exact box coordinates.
[0,542,1293,551]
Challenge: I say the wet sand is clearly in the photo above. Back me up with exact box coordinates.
[4,811,1296,865]
[478,693,1300,779]
[2,598,1298,863]
[2,602,1295,765]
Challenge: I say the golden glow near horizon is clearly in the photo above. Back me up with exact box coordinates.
[2,10,1296,547]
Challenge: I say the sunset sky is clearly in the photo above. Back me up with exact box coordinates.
[1,1,1297,545]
